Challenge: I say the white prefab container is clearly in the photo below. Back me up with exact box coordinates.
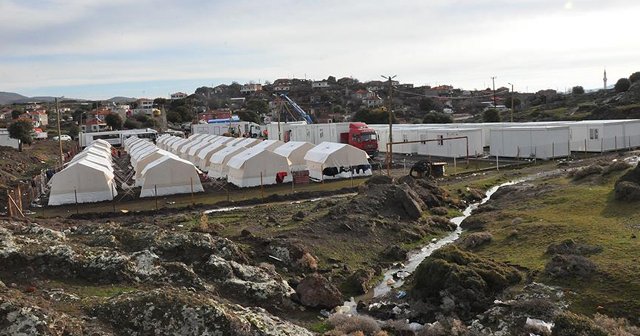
[48,160,117,205]
[417,128,483,158]
[139,155,203,197]
[195,142,227,171]
[207,146,247,179]
[273,141,316,172]
[490,126,570,159]
[568,120,629,152]
[624,119,640,148]
[227,148,292,187]
[304,142,372,180]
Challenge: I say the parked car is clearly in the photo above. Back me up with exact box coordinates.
[53,135,72,141]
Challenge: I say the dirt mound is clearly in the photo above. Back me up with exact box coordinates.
[328,176,452,222]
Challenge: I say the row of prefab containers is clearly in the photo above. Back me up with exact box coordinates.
[369,119,640,159]
[151,133,372,187]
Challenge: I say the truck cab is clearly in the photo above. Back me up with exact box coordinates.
[340,122,379,157]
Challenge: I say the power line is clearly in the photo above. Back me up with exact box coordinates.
[391,87,511,100]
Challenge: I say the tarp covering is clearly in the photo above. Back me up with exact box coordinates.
[273,141,315,172]
[207,146,247,179]
[139,155,204,197]
[304,142,372,180]
[227,147,291,187]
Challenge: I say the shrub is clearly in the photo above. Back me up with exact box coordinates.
[553,312,607,336]
[615,78,631,93]
[593,313,640,335]
[456,232,493,249]
[546,239,603,256]
[572,86,585,94]
[614,181,640,201]
[629,71,640,83]
[326,314,381,335]
[483,109,501,122]
[543,254,597,278]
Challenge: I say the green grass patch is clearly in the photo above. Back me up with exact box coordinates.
[471,174,640,320]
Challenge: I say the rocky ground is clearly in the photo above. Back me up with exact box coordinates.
[2,154,640,335]
[0,174,466,335]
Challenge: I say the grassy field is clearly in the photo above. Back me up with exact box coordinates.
[466,171,640,321]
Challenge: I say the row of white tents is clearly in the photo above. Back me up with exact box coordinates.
[155,133,372,187]
[370,119,640,159]
[124,137,204,197]
[48,139,117,205]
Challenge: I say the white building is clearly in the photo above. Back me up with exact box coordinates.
[312,81,330,89]
[170,92,188,100]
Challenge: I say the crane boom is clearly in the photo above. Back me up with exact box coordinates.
[280,94,313,124]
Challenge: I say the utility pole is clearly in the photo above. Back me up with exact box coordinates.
[508,82,514,122]
[381,75,396,176]
[491,76,497,108]
[55,97,64,165]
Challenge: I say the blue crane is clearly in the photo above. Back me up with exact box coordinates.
[280,94,313,124]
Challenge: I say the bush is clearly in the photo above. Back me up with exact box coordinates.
[614,181,640,201]
[629,71,640,83]
[615,78,631,93]
[546,239,602,256]
[483,109,501,122]
[543,254,597,278]
[572,86,585,95]
[553,312,607,336]
[593,313,640,335]
[456,232,493,250]
[326,314,381,335]
[422,111,453,124]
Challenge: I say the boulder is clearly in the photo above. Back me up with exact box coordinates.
[91,289,313,336]
[614,181,640,201]
[295,273,343,309]
[456,232,493,250]
[346,268,375,295]
[394,185,425,219]
[411,246,522,320]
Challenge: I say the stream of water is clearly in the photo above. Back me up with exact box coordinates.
[340,179,524,313]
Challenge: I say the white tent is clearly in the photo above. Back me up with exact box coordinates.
[48,160,117,205]
[207,145,247,179]
[235,138,261,148]
[227,148,291,187]
[250,139,285,152]
[225,137,245,147]
[139,155,203,197]
[273,141,315,172]
[178,134,213,159]
[195,142,228,171]
[304,142,372,180]
[186,135,219,163]
[170,138,191,154]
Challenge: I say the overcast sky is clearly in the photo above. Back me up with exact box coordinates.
[1,0,638,99]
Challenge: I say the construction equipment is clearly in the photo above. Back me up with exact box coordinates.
[280,94,313,124]
[409,160,447,178]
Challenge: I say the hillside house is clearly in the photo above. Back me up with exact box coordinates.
[170,92,188,100]
[240,83,262,94]
[312,81,330,89]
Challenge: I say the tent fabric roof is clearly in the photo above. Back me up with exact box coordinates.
[250,139,284,152]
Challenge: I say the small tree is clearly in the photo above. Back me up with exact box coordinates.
[629,72,640,83]
[11,110,21,119]
[615,78,631,93]
[68,123,79,139]
[8,119,33,151]
[504,96,522,108]
[483,109,501,122]
[571,86,585,95]
[105,113,123,130]
[237,110,260,124]
[423,111,453,124]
